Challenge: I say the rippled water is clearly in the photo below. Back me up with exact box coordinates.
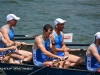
[0,0,100,44]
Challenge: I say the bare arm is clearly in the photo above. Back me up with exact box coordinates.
[35,36,61,59]
[0,46,16,52]
[49,35,56,54]
[51,45,56,54]
[90,46,100,63]
[61,33,70,51]
[0,26,14,43]
[0,27,26,47]
[2,37,15,47]
[0,32,15,47]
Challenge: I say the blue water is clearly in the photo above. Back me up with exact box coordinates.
[0,0,100,44]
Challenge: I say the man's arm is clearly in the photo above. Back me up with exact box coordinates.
[2,37,15,47]
[0,32,15,47]
[49,35,56,54]
[0,46,16,52]
[61,33,69,51]
[1,27,26,46]
[90,46,100,63]
[35,36,62,59]
[1,26,14,43]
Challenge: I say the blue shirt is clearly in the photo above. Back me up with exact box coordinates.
[85,43,100,71]
[33,35,51,63]
[5,25,14,40]
[52,30,63,56]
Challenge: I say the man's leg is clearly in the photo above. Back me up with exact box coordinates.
[62,60,70,69]
[9,52,24,60]
[67,54,82,66]
[43,61,62,68]
[3,55,16,64]
[3,56,12,63]
[43,60,70,69]
[18,50,32,61]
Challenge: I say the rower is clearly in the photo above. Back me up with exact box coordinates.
[51,18,82,67]
[85,32,100,71]
[0,14,32,62]
[0,32,23,64]
[32,24,70,68]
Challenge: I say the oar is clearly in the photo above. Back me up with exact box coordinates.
[17,44,24,64]
[14,37,35,40]
[18,45,23,50]
[14,33,73,42]
[70,48,87,51]
[14,33,72,38]
[28,65,50,75]
[14,34,38,40]
[65,44,90,46]
[14,34,38,37]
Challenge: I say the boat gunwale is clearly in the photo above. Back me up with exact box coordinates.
[0,62,95,73]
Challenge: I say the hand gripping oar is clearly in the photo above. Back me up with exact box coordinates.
[52,56,68,68]
[18,45,23,50]
[16,44,23,64]
[14,34,38,37]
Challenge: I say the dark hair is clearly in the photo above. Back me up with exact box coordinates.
[43,24,53,32]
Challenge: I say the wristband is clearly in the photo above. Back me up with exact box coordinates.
[52,42,55,45]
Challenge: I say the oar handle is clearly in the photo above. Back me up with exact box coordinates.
[18,45,23,50]
[70,48,87,51]
[14,34,38,37]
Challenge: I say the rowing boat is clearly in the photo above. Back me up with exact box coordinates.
[0,62,100,75]
[0,44,100,75]
[0,36,99,75]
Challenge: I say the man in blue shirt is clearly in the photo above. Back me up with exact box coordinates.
[32,24,70,68]
[0,32,24,64]
[0,14,32,62]
[85,32,100,71]
[51,18,82,67]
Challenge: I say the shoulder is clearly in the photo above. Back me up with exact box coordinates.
[35,36,42,43]
[1,25,6,30]
[0,25,8,33]
[88,44,96,52]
